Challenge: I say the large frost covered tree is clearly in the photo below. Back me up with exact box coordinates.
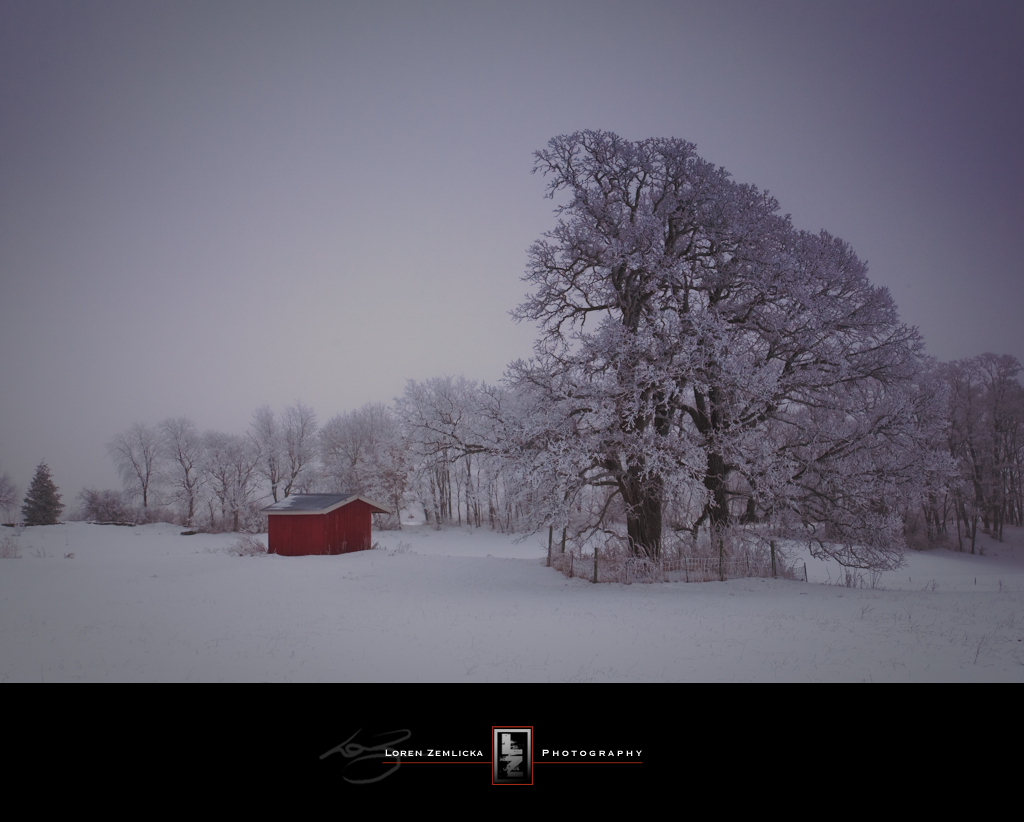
[510,131,928,567]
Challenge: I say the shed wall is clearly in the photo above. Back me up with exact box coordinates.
[268,513,327,556]
[326,500,372,553]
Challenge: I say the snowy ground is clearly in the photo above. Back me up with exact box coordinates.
[1,521,1023,682]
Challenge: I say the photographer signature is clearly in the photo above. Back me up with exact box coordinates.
[320,728,412,784]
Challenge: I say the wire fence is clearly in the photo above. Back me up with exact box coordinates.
[883,577,1024,592]
[550,544,807,584]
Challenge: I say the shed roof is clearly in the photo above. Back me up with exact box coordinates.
[261,493,391,515]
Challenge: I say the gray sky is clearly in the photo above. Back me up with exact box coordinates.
[2,0,1022,504]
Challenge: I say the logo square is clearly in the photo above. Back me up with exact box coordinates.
[492,727,533,785]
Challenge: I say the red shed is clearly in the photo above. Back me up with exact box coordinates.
[261,494,391,556]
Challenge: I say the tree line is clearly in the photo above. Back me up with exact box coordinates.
[91,386,525,533]
[85,350,1022,560]
[921,354,1024,551]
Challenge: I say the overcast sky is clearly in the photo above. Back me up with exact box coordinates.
[2,0,1022,504]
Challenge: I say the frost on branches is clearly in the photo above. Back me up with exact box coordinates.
[509,131,929,568]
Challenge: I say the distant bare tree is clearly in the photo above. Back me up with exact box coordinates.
[321,404,379,490]
[107,423,161,510]
[396,377,490,527]
[281,401,318,497]
[251,405,287,502]
[160,417,204,527]
[0,464,17,521]
[320,402,409,526]
[203,431,262,532]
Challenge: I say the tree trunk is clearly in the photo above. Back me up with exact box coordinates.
[704,451,730,532]
[621,472,663,559]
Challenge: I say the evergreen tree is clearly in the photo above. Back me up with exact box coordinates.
[22,462,64,525]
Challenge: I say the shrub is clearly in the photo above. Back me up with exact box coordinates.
[75,488,135,523]
[0,536,20,559]
[226,534,268,557]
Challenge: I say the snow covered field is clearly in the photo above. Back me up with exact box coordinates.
[2,521,1023,682]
